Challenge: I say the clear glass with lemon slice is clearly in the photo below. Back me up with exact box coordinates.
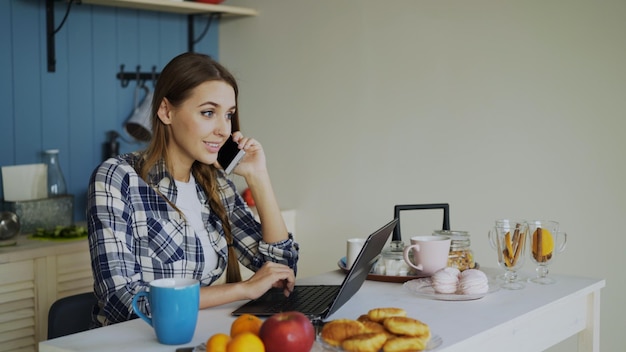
[527,220,567,285]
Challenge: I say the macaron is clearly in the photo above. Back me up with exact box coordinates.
[458,269,489,295]
[431,267,461,294]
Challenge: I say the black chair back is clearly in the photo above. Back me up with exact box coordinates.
[47,292,98,339]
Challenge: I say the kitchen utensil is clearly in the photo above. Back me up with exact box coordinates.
[1,164,47,201]
[0,211,20,246]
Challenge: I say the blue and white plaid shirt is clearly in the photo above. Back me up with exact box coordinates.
[86,152,299,326]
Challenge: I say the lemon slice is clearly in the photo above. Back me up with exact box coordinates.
[532,228,554,259]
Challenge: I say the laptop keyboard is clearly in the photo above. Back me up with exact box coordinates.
[268,285,340,313]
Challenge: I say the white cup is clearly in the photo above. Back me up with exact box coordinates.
[346,238,366,270]
[402,235,451,275]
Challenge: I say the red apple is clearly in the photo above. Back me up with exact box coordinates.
[259,311,315,352]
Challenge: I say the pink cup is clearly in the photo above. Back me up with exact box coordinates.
[402,235,451,275]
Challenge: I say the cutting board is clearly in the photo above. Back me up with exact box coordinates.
[1,164,48,201]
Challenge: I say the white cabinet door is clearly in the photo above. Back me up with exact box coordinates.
[0,260,36,352]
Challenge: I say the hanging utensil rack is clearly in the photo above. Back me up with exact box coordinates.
[116,65,159,88]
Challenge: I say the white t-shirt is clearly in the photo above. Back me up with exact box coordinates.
[174,174,218,274]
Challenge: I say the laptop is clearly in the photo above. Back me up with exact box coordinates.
[231,218,398,324]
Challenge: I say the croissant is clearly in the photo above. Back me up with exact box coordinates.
[320,319,365,347]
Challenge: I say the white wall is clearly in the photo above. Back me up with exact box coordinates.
[220,1,625,350]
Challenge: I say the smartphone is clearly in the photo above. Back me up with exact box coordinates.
[217,136,246,174]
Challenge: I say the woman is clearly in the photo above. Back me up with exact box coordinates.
[87,52,298,327]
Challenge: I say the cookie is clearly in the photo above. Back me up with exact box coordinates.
[383,335,430,352]
[341,332,388,352]
[383,316,430,337]
[367,307,407,322]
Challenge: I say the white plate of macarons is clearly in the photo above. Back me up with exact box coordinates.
[403,268,499,301]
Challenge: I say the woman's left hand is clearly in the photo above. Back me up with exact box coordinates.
[230,132,267,176]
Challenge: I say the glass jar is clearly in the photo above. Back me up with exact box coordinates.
[375,240,410,276]
[433,230,475,271]
[43,149,67,196]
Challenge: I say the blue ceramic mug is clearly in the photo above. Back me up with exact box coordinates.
[132,278,200,345]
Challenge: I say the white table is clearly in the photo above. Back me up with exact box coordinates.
[39,268,605,352]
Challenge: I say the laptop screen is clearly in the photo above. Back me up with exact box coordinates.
[324,218,398,318]
[231,218,398,320]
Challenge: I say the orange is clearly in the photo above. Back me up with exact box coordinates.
[226,332,265,352]
[532,228,554,258]
[230,314,263,337]
[206,333,231,352]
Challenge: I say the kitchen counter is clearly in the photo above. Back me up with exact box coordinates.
[0,233,88,264]
[39,268,605,352]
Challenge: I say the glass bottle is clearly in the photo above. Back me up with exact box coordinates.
[43,149,67,196]
[433,230,475,271]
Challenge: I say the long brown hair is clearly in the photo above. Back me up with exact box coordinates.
[140,52,242,283]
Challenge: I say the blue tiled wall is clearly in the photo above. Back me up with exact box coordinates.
[0,0,219,222]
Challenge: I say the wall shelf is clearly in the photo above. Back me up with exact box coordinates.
[79,0,258,16]
[46,0,257,72]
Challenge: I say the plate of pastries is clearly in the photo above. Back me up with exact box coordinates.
[318,307,441,352]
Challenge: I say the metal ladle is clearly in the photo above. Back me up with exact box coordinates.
[0,211,20,246]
